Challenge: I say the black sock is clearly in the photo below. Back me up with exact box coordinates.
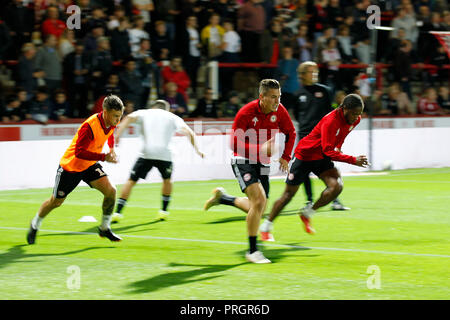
[249,236,257,253]
[162,195,171,211]
[219,193,236,206]
[304,177,313,202]
[116,198,127,214]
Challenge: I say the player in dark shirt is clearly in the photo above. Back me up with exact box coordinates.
[203,79,296,263]
[291,61,350,211]
[261,94,369,238]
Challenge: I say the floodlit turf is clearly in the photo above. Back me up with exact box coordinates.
[0,168,449,300]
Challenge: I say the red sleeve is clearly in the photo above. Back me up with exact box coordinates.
[279,107,296,162]
[108,133,115,149]
[75,123,106,161]
[321,119,356,165]
[230,112,259,161]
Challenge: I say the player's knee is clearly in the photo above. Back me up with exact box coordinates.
[106,185,116,199]
[252,195,266,211]
[330,179,343,195]
[50,197,65,208]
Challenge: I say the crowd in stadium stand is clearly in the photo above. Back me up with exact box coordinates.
[0,0,449,123]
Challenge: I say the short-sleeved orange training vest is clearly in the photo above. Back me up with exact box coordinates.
[60,113,113,172]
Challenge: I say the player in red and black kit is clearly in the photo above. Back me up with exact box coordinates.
[260,94,369,237]
[203,79,296,264]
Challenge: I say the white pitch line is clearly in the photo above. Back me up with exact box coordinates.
[1,226,449,259]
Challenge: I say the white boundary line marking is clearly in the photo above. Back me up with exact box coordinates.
[1,226,449,258]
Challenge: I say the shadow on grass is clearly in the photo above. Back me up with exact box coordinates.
[126,262,247,294]
[126,246,317,294]
[0,244,115,270]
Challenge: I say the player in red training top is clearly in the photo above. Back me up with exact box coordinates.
[203,79,296,264]
[26,95,124,245]
[260,93,369,237]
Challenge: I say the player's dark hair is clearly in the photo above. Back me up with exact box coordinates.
[341,94,364,110]
[259,79,280,95]
[103,94,124,111]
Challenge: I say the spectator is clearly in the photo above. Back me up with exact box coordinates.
[393,39,414,99]
[417,87,449,115]
[90,36,113,100]
[276,46,300,110]
[86,6,108,34]
[4,0,35,59]
[418,12,444,63]
[110,17,132,63]
[212,0,238,25]
[354,37,370,64]
[201,12,225,60]
[63,40,91,117]
[151,20,173,61]
[294,0,308,22]
[0,20,11,61]
[180,15,202,96]
[28,86,52,123]
[275,0,299,34]
[296,23,312,63]
[309,0,328,44]
[16,86,29,112]
[220,18,241,98]
[321,37,341,94]
[1,94,23,123]
[161,56,191,103]
[391,5,418,46]
[190,87,220,118]
[17,43,40,99]
[50,89,71,120]
[107,5,126,31]
[220,90,241,117]
[83,22,105,53]
[132,0,154,32]
[260,18,285,65]
[237,0,266,62]
[133,38,159,108]
[326,0,344,31]
[429,46,450,86]
[438,86,450,111]
[128,15,150,54]
[352,0,370,42]
[154,0,180,41]
[41,6,66,39]
[31,31,43,48]
[104,73,121,96]
[375,82,413,115]
[315,25,334,63]
[386,27,407,63]
[119,57,144,108]
[161,82,188,118]
[34,34,63,95]
[58,29,75,60]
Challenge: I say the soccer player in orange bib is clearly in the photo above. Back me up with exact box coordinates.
[26,95,124,244]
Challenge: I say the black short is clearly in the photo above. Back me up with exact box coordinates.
[130,158,173,181]
[231,158,270,198]
[286,157,335,186]
[53,163,106,198]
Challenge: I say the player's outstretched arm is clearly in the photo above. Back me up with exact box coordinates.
[179,126,205,158]
[114,113,139,144]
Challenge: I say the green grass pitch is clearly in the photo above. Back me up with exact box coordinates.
[0,168,449,300]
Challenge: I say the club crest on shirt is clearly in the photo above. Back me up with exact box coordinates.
[270,115,277,122]
[252,117,258,126]
[314,91,323,98]
[243,173,251,181]
[336,128,340,136]
[288,173,294,180]
[299,95,307,102]
[58,191,65,197]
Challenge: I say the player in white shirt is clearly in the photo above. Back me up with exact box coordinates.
[112,100,204,222]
